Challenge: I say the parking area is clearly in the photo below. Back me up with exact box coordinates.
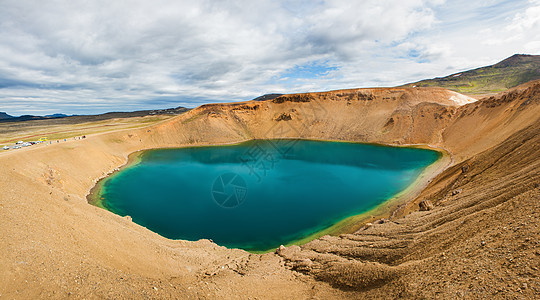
[2,136,87,151]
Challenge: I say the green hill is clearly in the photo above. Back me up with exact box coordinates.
[403,54,540,94]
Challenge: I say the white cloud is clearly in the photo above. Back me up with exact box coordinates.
[0,0,537,115]
[482,0,540,48]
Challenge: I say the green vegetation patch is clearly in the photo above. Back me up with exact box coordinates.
[403,54,540,94]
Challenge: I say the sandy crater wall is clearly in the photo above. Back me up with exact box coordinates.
[0,82,538,298]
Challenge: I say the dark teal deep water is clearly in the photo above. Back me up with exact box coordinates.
[97,140,440,251]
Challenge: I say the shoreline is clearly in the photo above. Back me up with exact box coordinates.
[280,145,451,250]
[85,139,252,206]
[86,138,453,253]
[86,149,146,208]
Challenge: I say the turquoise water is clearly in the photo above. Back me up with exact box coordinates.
[97,140,440,251]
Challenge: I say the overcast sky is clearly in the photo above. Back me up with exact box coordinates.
[1,0,539,115]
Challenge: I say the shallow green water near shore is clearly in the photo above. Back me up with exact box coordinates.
[94,140,440,251]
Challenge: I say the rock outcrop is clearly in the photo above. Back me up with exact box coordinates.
[418,200,434,211]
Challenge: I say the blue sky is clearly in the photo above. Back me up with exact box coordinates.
[0,0,539,115]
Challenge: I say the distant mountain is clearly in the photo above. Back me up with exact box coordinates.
[403,54,540,94]
[0,106,190,123]
[253,94,284,101]
[13,115,46,122]
[0,112,70,122]
[45,113,69,118]
[0,114,70,123]
[0,112,14,120]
